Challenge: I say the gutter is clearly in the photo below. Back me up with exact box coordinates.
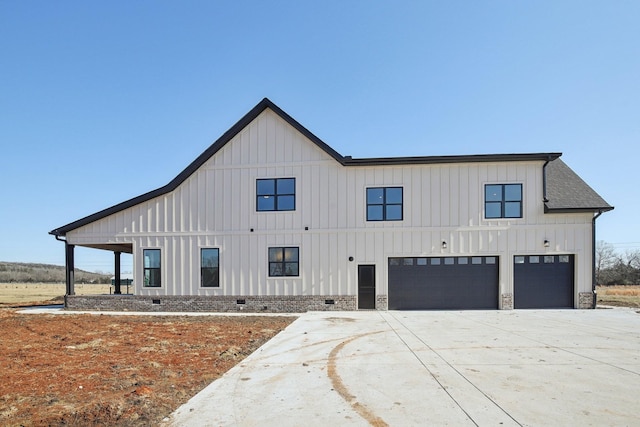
[592,210,604,309]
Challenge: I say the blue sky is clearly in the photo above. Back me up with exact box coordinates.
[1,1,638,274]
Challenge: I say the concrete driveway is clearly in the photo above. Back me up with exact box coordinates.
[167,309,640,427]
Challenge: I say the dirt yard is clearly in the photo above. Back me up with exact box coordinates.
[0,308,294,426]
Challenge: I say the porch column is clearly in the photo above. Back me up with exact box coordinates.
[65,243,75,296]
[114,251,122,295]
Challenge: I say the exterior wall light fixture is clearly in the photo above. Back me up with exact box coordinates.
[442,241,447,249]
[544,239,550,248]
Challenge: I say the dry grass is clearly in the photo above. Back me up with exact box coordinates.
[0,283,113,305]
[596,285,640,308]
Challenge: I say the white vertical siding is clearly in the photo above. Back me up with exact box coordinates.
[66,108,596,306]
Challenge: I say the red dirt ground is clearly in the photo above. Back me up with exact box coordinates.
[0,307,294,426]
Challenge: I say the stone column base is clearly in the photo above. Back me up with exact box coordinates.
[376,295,388,310]
[578,292,594,309]
[501,293,514,310]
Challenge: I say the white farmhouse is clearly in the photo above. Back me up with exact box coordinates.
[50,98,613,311]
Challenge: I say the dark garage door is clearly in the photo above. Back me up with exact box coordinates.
[514,255,574,309]
[388,256,499,310]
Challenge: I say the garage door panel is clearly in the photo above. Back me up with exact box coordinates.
[514,255,574,309]
[388,257,498,310]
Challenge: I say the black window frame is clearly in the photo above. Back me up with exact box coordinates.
[268,247,299,277]
[143,249,161,288]
[200,248,220,288]
[256,178,296,212]
[366,187,403,221]
[484,183,523,219]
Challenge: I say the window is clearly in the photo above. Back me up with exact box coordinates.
[485,184,522,219]
[366,187,403,221]
[257,178,295,211]
[143,249,161,287]
[201,248,219,287]
[268,247,299,276]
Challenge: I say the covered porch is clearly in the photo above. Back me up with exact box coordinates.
[60,241,133,301]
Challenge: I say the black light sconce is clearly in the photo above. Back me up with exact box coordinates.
[442,241,447,249]
[348,256,354,262]
[544,239,550,248]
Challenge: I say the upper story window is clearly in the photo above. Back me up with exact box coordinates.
[485,184,522,219]
[366,187,403,221]
[257,178,295,211]
[268,247,299,277]
[143,249,161,287]
[201,248,220,287]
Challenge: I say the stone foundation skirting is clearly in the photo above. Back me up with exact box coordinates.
[64,294,358,313]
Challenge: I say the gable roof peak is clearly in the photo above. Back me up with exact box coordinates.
[49,98,567,236]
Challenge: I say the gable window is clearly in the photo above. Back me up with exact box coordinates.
[143,249,161,287]
[201,248,220,287]
[257,178,295,211]
[485,184,522,219]
[268,247,299,277]
[366,187,403,221]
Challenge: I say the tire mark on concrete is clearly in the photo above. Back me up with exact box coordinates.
[327,331,388,427]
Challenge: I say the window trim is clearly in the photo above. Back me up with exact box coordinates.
[256,177,296,212]
[484,183,523,219]
[366,186,403,221]
[268,246,300,277]
[200,248,220,288]
[142,248,162,288]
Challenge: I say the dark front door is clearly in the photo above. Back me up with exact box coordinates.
[358,265,376,309]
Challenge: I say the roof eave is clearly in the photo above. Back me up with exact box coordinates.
[344,152,561,166]
[544,206,615,214]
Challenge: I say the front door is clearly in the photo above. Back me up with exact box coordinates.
[358,265,376,309]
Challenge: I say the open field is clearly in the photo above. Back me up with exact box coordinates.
[0,283,114,305]
[0,308,295,426]
[597,285,640,308]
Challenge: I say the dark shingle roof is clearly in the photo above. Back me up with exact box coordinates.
[545,159,613,213]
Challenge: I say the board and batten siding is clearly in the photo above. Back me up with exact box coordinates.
[65,109,595,306]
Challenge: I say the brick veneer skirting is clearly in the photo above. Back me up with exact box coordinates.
[64,294,358,313]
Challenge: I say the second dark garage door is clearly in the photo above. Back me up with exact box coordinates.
[388,256,499,310]
[514,255,575,309]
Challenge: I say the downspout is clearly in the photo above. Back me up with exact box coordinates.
[592,210,604,309]
[542,159,551,203]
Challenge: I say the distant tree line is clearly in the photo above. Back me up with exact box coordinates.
[596,241,640,286]
[0,262,112,284]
